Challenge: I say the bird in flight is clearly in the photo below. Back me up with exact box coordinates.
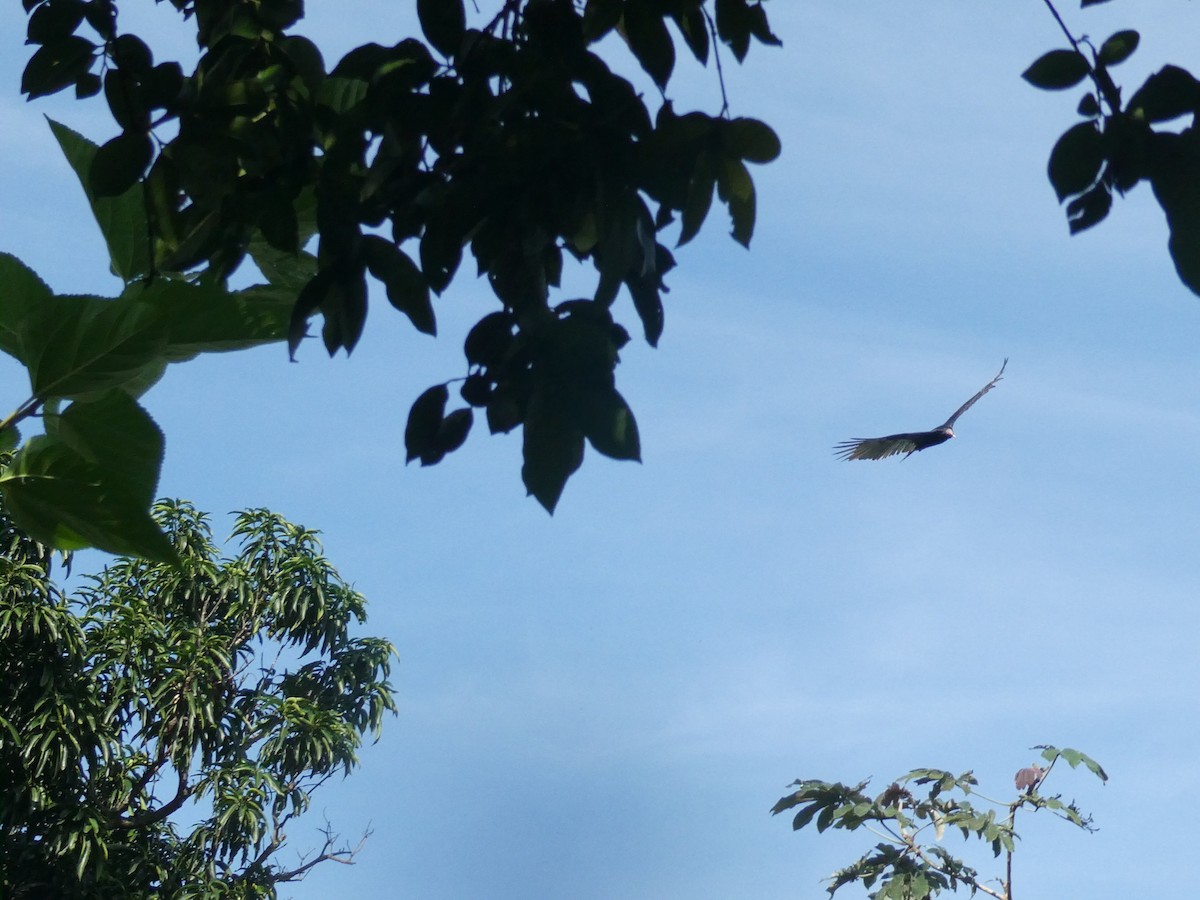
[834,359,1007,461]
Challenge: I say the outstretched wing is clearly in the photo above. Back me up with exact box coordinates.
[834,433,922,461]
[937,358,1007,430]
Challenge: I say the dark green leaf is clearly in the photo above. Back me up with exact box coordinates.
[0,396,174,562]
[623,4,675,91]
[746,1,781,48]
[722,117,782,163]
[1098,30,1138,67]
[26,0,86,45]
[1022,49,1091,91]
[1077,93,1100,117]
[56,390,162,509]
[671,7,710,65]
[1048,121,1104,201]
[362,236,435,335]
[464,312,515,367]
[626,275,664,346]
[280,35,326,94]
[717,157,756,246]
[679,160,715,247]
[522,388,584,514]
[287,270,329,359]
[320,273,368,356]
[419,217,464,295]
[139,279,293,358]
[1065,183,1112,233]
[437,408,473,455]
[21,35,95,99]
[582,0,624,42]
[418,0,466,58]
[460,373,491,407]
[102,68,149,131]
[1149,129,1200,296]
[0,253,53,364]
[486,383,522,434]
[74,71,101,98]
[257,192,300,254]
[576,387,640,461]
[714,0,750,62]
[1127,65,1200,124]
[25,295,166,400]
[248,241,319,296]
[48,119,152,283]
[145,61,184,109]
[406,384,448,465]
[89,130,153,197]
[111,33,153,74]
[0,424,18,454]
[316,76,369,115]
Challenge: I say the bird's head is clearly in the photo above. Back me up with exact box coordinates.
[936,426,955,439]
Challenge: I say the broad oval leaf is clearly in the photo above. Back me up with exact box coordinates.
[1048,121,1104,202]
[0,424,19,454]
[0,253,53,364]
[576,387,640,461]
[623,4,675,91]
[26,0,86,45]
[464,311,515,367]
[0,395,175,563]
[582,0,623,42]
[21,35,95,99]
[1022,49,1091,91]
[1127,65,1200,124]
[418,0,466,58]
[1065,183,1113,234]
[362,235,435,335]
[717,158,757,247]
[1149,130,1200,297]
[522,388,584,514]
[722,117,782,164]
[27,296,167,400]
[436,408,473,455]
[405,384,448,465]
[1098,29,1139,67]
[89,130,153,198]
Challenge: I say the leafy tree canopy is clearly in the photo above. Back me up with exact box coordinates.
[1026,0,1200,293]
[0,483,397,898]
[1,0,782,560]
[773,745,1108,899]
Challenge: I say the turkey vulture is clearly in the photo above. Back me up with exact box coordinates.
[834,359,1007,461]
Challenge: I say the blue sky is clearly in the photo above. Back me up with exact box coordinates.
[4,2,1200,898]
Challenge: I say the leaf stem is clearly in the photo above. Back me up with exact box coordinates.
[702,8,730,117]
[0,397,43,437]
[1039,0,1081,54]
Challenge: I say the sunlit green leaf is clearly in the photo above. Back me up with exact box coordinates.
[24,295,166,400]
[48,118,151,283]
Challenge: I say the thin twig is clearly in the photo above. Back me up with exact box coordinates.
[1040,0,1082,53]
[701,7,730,117]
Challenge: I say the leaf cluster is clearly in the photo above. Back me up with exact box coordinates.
[0,492,397,898]
[1024,3,1200,297]
[17,0,782,518]
[0,120,297,560]
[772,747,1105,899]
